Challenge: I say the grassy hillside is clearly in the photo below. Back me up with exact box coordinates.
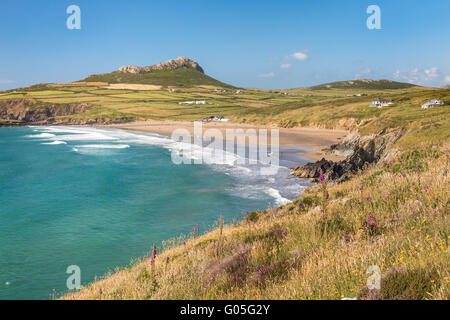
[63,143,449,300]
[1,81,448,151]
[309,79,418,90]
[81,67,234,88]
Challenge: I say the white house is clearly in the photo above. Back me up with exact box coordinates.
[179,101,207,105]
[421,99,444,109]
[370,98,394,108]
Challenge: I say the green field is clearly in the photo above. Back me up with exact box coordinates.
[1,76,448,151]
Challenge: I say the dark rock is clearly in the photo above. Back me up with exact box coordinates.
[0,98,95,125]
[119,56,204,74]
[292,128,405,183]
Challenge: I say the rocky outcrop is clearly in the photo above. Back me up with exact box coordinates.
[119,56,204,74]
[292,128,405,183]
[0,99,91,125]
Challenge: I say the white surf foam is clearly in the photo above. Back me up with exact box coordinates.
[75,144,130,149]
[41,141,67,145]
[265,188,292,206]
[26,133,56,138]
[31,126,308,205]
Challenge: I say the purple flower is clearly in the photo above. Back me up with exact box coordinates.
[388,161,392,167]
[366,197,371,203]
[415,165,419,171]
[425,186,429,192]
[98,288,102,295]
[246,211,249,216]
[402,173,406,178]
[152,245,157,260]
[384,196,389,200]
[182,240,186,246]
[166,257,170,265]
[326,192,329,200]
[319,173,323,184]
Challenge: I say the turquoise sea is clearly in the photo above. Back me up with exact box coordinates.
[0,126,308,299]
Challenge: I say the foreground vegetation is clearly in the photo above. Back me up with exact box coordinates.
[63,143,449,300]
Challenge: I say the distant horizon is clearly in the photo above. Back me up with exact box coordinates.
[1,55,440,91]
[1,0,449,90]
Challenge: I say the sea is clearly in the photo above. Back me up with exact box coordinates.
[0,126,309,299]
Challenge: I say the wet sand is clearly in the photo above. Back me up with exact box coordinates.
[104,121,349,162]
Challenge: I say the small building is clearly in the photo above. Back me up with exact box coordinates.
[201,115,229,122]
[179,101,207,105]
[370,98,394,108]
[235,90,244,94]
[421,99,444,109]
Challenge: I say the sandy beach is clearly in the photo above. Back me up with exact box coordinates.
[105,121,349,162]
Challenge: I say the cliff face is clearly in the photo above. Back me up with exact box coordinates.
[118,56,204,74]
[292,128,406,182]
[0,99,91,124]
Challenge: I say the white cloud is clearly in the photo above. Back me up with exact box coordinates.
[289,51,308,61]
[258,72,275,78]
[280,63,292,69]
[393,67,440,85]
[0,79,15,84]
[444,75,450,83]
[354,67,372,79]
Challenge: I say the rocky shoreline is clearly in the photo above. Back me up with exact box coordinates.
[292,128,406,183]
[0,98,130,126]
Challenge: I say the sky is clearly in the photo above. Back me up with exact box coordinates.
[1,0,449,90]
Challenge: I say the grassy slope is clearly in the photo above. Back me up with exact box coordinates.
[308,79,417,90]
[80,67,235,88]
[64,145,449,300]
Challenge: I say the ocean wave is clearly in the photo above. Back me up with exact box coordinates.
[75,144,130,149]
[41,141,67,145]
[265,188,292,206]
[32,126,307,203]
[26,133,56,139]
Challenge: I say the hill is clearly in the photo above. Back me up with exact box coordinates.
[309,79,418,90]
[80,57,234,88]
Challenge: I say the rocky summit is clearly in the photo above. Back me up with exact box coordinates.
[119,56,204,74]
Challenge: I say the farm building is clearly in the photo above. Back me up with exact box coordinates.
[370,98,394,108]
[421,99,444,109]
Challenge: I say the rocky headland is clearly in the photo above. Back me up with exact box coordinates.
[292,128,406,182]
[118,56,204,74]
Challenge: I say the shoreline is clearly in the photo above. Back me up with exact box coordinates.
[101,121,349,162]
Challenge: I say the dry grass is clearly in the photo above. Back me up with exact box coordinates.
[103,84,162,91]
[63,143,449,300]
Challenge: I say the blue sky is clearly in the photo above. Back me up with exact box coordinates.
[1,0,449,90]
